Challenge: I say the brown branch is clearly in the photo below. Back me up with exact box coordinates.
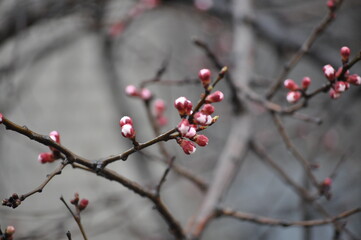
[0,116,185,239]
[271,113,320,190]
[216,207,361,227]
[265,0,344,100]
[60,196,88,240]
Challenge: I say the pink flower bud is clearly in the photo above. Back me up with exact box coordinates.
[0,113,3,123]
[38,152,55,164]
[284,79,299,91]
[5,226,15,235]
[178,139,196,155]
[286,91,301,104]
[340,46,350,62]
[323,64,335,81]
[329,89,341,99]
[347,74,361,86]
[121,124,136,139]
[323,177,332,186]
[201,104,215,115]
[198,68,211,88]
[125,85,138,96]
[301,77,311,89]
[78,198,89,211]
[185,125,197,139]
[177,119,191,136]
[327,0,335,10]
[193,134,209,147]
[205,91,224,103]
[140,88,152,100]
[193,112,212,125]
[334,81,346,92]
[174,97,193,116]
[120,116,133,127]
[49,131,60,143]
[156,116,168,126]
[154,99,166,115]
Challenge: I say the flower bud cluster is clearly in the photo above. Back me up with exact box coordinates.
[125,85,152,101]
[153,99,168,127]
[0,225,15,240]
[70,193,89,211]
[119,116,136,139]
[323,46,360,99]
[38,131,61,164]
[283,77,311,104]
[2,193,21,209]
[174,69,223,155]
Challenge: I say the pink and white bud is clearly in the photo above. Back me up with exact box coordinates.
[347,74,361,86]
[205,91,224,103]
[301,77,311,89]
[154,99,166,115]
[49,131,60,143]
[323,64,335,81]
[5,226,15,235]
[193,112,212,125]
[185,125,197,139]
[198,68,211,88]
[78,198,89,211]
[286,91,301,104]
[177,119,191,136]
[38,152,55,164]
[178,139,197,155]
[140,88,152,100]
[334,81,346,92]
[120,116,133,127]
[121,124,136,138]
[193,134,209,147]
[156,116,168,126]
[329,89,341,99]
[340,46,350,62]
[283,79,299,91]
[0,113,3,123]
[201,104,215,115]
[125,85,138,96]
[174,96,193,116]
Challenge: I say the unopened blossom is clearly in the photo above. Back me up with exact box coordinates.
[323,64,335,81]
[286,91,301,104]
[201,104,215,115]
[5,225,15,235]
[193,112,212,126]
[140,88,152,100]
[284,79,299,91]
[301,77,311,89]
[185,125,197,139]
[120,116,133,127]
[78,198,89,211]
[340,46,350,62]
[38,152,55,164]
[347,74,361,86]
[49,131,60,143]
[198,68,211,88]
[125,85,138,96]
[205,91,224,103]
[121,124,136,139]
[154,99,166,115]
[177,119,191,136]
[329,89,341,99]
[334,81,346,92]
[193,134,209,147]
[178,139,196,155]
[174,97,193,116]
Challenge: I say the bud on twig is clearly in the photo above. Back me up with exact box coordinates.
[78,198,89,211]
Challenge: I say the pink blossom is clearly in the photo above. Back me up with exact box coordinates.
[334,81,346,92]
[301,77,311,89]
[286,91,301,104]
[178,139,197,155]
[120,116,133,127]
[340,46,350,62]
[140,88,152,100]
[193,112,212,125]
[198,68,211,88]
[125,85,138,96]
[329,89,341,99]
[38,152,55,164]
[174,97,193,116]
[284,79,299,91]
[121,124,136,138]
[201,104,215,115]
[193,134,209,147]
[323,64,335,81]
[205,91,224,103]
[347,74,361,86]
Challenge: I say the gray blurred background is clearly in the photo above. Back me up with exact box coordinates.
[0,0,360,239]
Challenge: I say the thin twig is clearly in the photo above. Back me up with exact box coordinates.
[216,207,361,227]
[60,196,88,240]
[66,231,72,240]
[156,157,175,197]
